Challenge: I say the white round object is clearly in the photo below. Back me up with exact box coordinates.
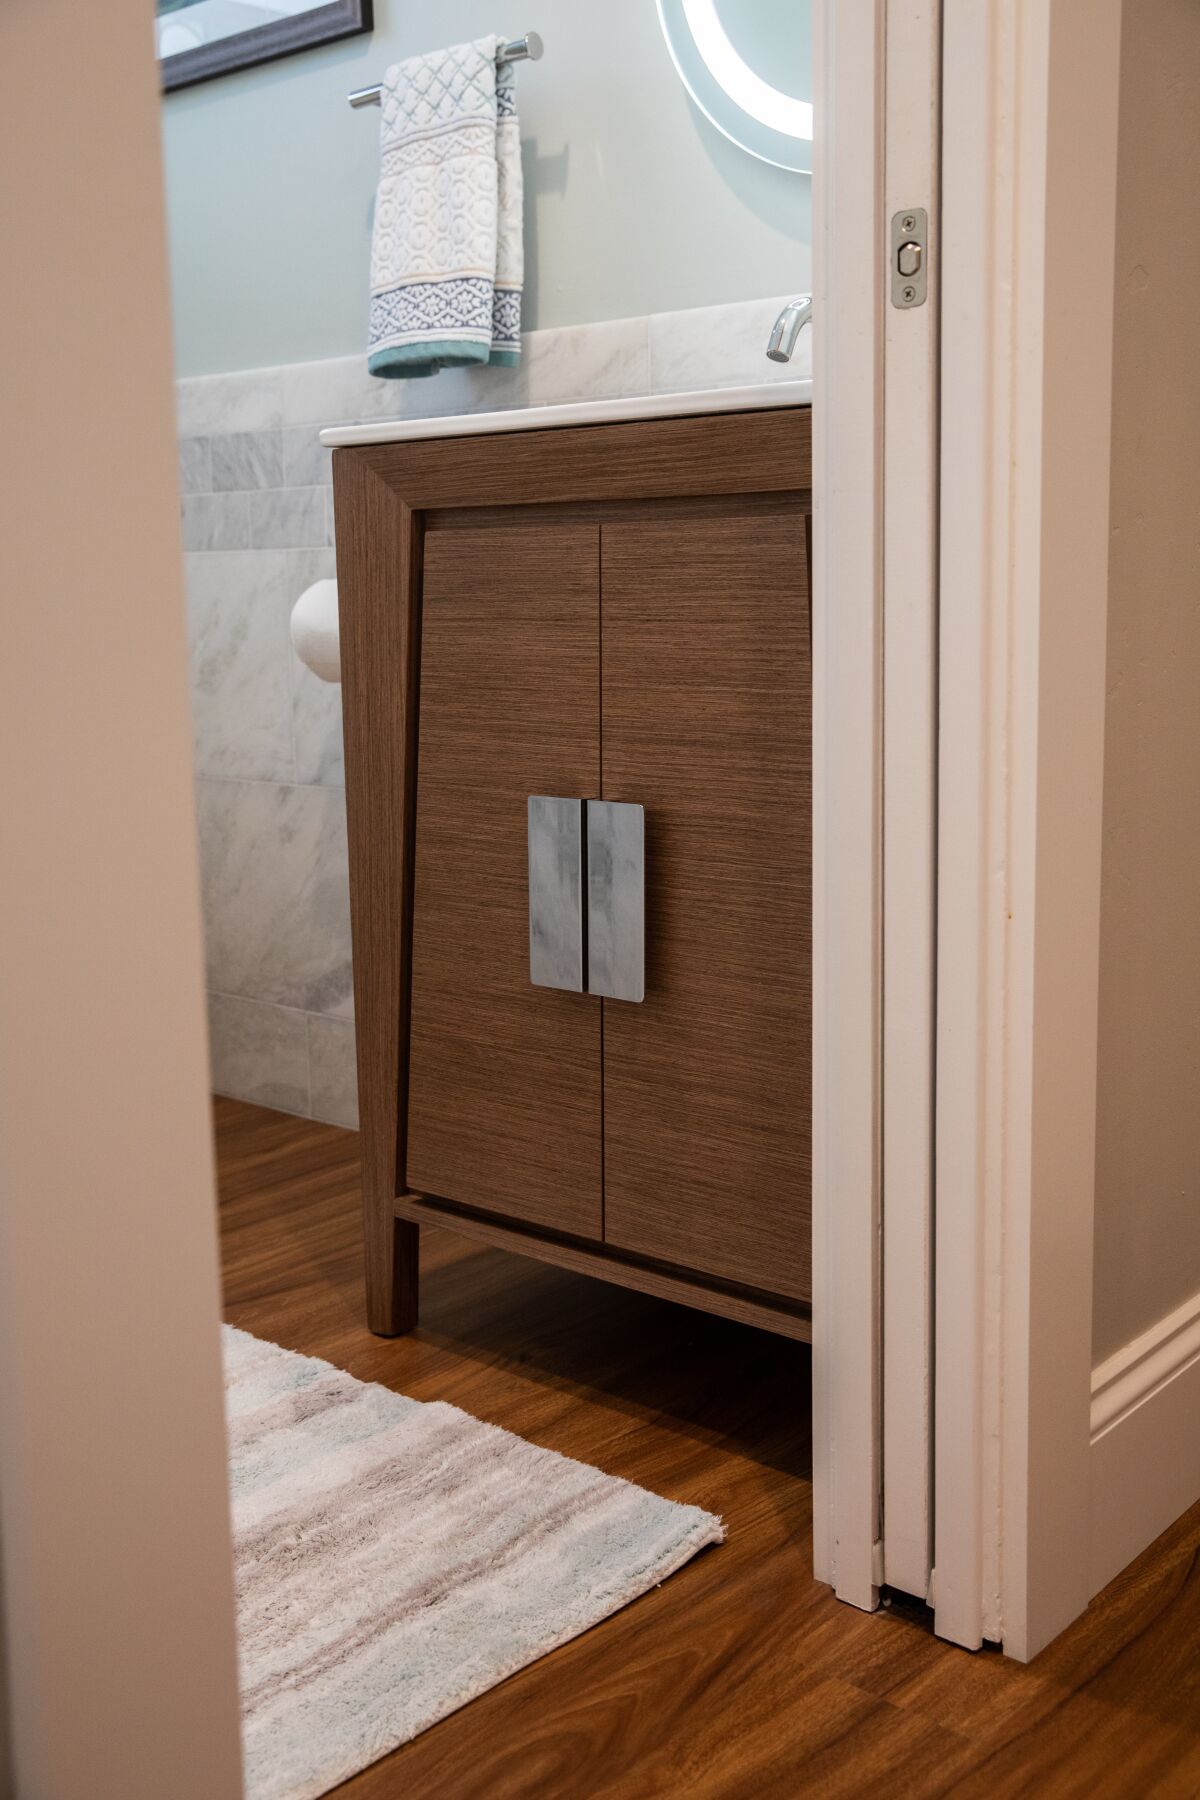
[290,578,341,684]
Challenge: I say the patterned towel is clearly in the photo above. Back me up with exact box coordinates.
[367,37,523,379]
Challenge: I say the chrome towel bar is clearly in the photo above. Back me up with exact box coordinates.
[348,31,543,108]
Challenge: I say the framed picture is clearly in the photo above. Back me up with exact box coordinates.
[158,0,373,94]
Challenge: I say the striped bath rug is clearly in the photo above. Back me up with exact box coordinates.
[224,1325,724,1800]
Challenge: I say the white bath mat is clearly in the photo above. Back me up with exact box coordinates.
[224,1325,724,1800]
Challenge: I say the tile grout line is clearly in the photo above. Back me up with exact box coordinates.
[194,773,345,794]
[208,988,353,1022]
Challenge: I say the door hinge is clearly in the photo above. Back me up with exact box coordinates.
[871,1539,886,1586]
[890,207,929,309]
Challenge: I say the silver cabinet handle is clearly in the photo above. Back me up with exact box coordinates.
[586,800,645,1003]
[527,796,584,993]
[527,797,645,1002]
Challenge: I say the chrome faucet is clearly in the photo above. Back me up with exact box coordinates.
[766,295,813,363]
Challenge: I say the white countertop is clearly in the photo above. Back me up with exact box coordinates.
[319,379,811,448]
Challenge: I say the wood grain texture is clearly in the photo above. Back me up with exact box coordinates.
[405,523,603,1238]
[601,506,812,1300]
[394,1191,812,1341]
[423,491,807,535]
[217,1096,1200,1800]
[332,451,419,1334]
[353,409,811,512]
[332,409,813,1335]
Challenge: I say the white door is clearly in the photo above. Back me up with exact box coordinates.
[811,0,940,1610]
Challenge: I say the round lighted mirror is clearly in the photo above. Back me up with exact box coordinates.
[656,0,812,174]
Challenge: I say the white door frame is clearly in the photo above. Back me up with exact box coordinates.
[881,0,941,1602]
[812,0,942,1609]
[811,0,885,1609]
[934,0,1123,1659]
[815,0,1129,1651]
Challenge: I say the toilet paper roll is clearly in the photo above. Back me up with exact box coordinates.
[290,578,341,683]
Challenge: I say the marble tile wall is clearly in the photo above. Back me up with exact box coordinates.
[180,406,350,1125]
[179,292,809,1127]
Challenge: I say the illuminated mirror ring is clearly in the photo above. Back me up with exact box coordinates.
[656,0,812,175]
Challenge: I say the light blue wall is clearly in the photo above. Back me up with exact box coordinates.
[160,0,808,376]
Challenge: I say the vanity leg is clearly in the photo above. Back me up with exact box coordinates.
[365,1209,419,1336]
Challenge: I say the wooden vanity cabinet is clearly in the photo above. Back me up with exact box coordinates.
[405,521,604,1240]
[333,406,812,1342]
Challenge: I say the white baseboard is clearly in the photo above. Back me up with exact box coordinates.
[1090,1287,1200,1596]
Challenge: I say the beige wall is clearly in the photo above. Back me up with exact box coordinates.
[1093,0,1200,1362]
[0,1,243,1792]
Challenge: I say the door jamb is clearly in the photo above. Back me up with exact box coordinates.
[811,0,885,1609]
[933,0,1122,1659]
[880,0,941,1603]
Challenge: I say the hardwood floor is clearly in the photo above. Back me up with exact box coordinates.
[216,1096,1200,1799]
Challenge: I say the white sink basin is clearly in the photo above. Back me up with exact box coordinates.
[319,379,811,449]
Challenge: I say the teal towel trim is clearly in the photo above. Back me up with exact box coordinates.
[368,338,492,381]
[368,341,523,381]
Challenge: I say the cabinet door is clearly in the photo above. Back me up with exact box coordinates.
[406,522,603,1239]
[600,505,812,1301]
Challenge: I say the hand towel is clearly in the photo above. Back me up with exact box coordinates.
[367,37,524,379]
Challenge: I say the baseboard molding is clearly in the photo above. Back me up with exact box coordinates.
[1090,1287,1200,1596]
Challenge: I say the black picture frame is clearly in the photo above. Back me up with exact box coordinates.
[159,0,373,95]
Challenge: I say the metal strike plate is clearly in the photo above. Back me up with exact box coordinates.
[586,800,645,1004]
[891,207,928,309]
[527,797,584,993]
